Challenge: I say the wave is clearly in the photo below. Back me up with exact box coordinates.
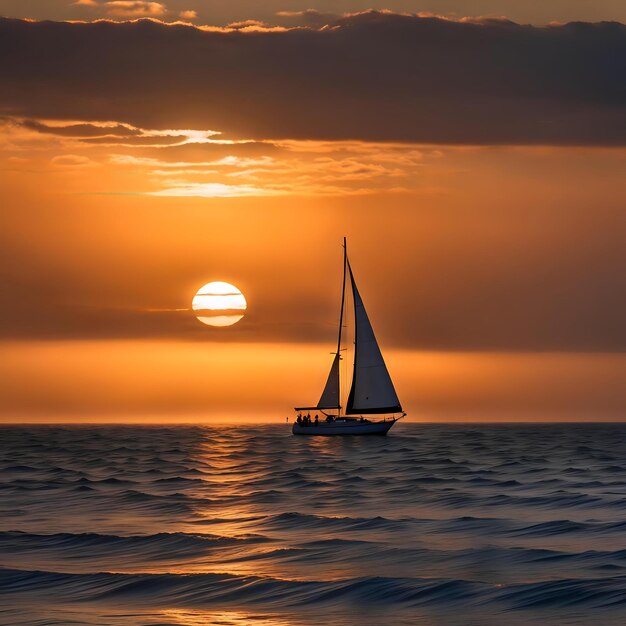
[4,530,626,581]
[0,530,270,562]
[247,512,626,539]
[256,511,414,533]
[1,568,625,611]
[511,520,626,537]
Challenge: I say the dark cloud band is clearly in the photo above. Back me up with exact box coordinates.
[1,13,624,145]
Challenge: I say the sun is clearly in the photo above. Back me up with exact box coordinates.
[192,281,247,327]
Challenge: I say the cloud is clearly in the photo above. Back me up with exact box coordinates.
[2,112,440,196]
[112,138,434,196]
[74,0,168,18]
[19,119,140,137]
[149,181,285,197]
[4,117,229,148]
[0,13,624,145]
[50,153,97,167]
[179,10,197,21]
[274,10,337,27]
[104,2,167,17]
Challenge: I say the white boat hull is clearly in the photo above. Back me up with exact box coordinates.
[292,418,398,436]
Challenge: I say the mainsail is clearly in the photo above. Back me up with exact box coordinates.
[345,262,402,414]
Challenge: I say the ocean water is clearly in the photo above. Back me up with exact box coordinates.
[1,424,626,626]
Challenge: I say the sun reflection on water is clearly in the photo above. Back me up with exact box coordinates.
[159,609,304,626]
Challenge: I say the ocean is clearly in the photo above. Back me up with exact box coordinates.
[1,423,625,625]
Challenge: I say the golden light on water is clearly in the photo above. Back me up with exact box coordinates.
[192,281,247,327]
[159,610,298,626]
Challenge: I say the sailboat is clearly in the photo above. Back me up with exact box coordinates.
[293,238,406,436]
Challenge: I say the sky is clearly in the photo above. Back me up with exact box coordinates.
[0,2,625,422]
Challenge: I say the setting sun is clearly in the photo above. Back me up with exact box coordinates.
[192,281,247,327]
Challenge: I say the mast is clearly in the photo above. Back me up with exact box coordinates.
[336,237,347,413]
[337,237,347,357]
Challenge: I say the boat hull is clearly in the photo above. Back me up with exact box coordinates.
[292,419,398,436]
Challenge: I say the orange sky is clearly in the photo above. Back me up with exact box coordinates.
[1,9,625,422]
[1,342,625,422]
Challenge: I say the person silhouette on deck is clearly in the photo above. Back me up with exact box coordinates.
[314,414,319,426]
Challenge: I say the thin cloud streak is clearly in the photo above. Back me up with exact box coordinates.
[149,182,286,197]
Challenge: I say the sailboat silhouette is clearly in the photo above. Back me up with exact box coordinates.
[293,238,406,436]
